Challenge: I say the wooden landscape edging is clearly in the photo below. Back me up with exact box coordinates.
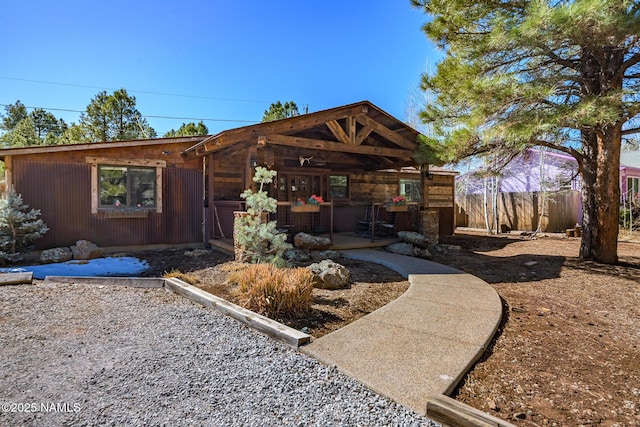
[163,277,311,349]
[0,272,33,286]
[426,394,517,427]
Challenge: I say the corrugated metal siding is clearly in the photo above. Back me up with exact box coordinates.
[13,161,203,249]
[14,161,92,248]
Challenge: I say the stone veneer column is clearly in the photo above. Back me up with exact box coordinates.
[421,209,440,245]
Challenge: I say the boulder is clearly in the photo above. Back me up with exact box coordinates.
[40,247,73,264]
[71,240,104,260]
[413,246,432,260]
[307,259,351,290]
[397,231,430,248]
[294,232,332,250]
[385,242,416,257]
[386,242,432,260]
[310,250,341,261]
[283,248,311,263]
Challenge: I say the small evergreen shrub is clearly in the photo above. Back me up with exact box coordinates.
[229,263,314,319]
[0,189,48,262]
[235,166,291,263]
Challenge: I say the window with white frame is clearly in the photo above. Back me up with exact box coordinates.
[628,176,639,200]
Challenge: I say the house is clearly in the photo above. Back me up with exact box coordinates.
[456,148,640,232]
[0,136,207,249]
[0,101,456,251]
[621,150,640,201]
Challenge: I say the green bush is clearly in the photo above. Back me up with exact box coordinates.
[229,263,314,320]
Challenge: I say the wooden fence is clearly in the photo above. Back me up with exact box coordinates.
[455,191,582,233]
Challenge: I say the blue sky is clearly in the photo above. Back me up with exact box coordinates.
[0,1,440,136]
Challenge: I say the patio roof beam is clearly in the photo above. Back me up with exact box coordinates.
[326,120,351,144]
[355,114,417,150]
[264,134,415,159]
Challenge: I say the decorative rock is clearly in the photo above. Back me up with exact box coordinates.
[70,240,104,260]
[294,232,332,250]
[283,248,311,263]
[413,247,432,260]
[310,250,341,261]
[397,231,431,248]
[385,242,416,257]
[307,259,351,290]
[386,242,432,260]
[40,247,73,264]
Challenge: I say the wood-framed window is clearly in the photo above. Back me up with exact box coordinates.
[87,157,165,214]
[399,177,423,202]
[329,175,349,200]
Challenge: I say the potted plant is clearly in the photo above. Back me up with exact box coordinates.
[387,195,408,212]
[291,194,323,212]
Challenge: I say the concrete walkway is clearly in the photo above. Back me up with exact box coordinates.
[300,249,503,416]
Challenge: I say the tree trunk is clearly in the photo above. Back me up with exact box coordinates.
[483,176,492,234]
[579,128,621,264]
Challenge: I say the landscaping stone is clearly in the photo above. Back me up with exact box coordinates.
[311,250,341,261]
[294,232,332,250]
[385,242,416,257]
[284,248,311,263]
[70,240,104,260]
[413,247,433,260]
[40,247,73,264]
[307,259,351,290]
[397,231,430,248]
[386,242,432,260]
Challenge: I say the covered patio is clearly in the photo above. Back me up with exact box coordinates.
[182,101,455,250]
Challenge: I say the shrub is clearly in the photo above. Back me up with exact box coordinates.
[235,166,291,264]
[229,263,314,320]
[0,188,48,262]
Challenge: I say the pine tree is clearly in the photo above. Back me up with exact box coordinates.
[0,189,48,261]
[412,0,640,264]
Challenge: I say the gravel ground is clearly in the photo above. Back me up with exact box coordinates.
[0,282,436,427]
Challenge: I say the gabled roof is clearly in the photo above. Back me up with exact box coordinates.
[182,101,423,170]
[0,101,426,171]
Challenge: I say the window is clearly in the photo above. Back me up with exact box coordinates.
[329,175,349,199]
[87,156,165,214]
[99,166,156,208]
[628,176,639,199]
[399,178,422,202]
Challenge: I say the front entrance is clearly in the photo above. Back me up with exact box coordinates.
[276,173,323,203]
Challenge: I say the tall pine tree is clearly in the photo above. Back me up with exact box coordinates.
[413,0,640,264]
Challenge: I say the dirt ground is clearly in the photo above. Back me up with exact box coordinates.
[432,230,640,427]
[133,231,640,426]
[137,249,410,338]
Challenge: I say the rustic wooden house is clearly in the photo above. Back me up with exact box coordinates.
[0,101,456,251]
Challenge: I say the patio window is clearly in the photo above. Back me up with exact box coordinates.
[99,166,156,208]
[399,178,422,202]
[329,175,349,199]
